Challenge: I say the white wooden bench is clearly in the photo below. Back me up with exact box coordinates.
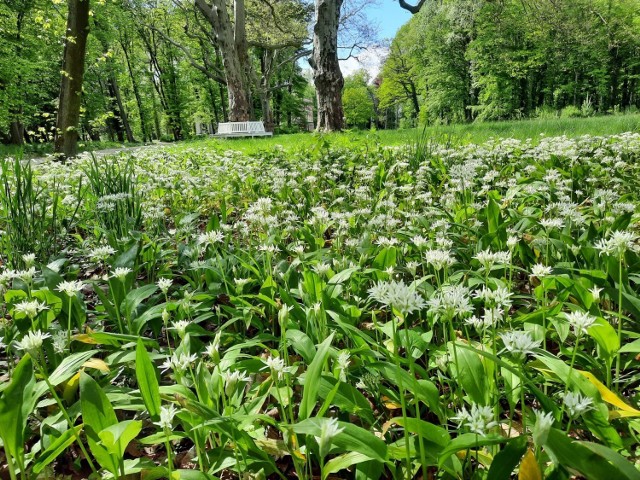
[214,121,273,138]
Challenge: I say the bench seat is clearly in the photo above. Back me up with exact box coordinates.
[214,121,273,138]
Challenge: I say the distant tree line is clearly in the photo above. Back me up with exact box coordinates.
[374,0,640,126]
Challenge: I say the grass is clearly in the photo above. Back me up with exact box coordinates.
[179,113,640,154]
[3,114,640,160]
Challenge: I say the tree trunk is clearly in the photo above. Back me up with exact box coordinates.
[9,12,25,145]
[54,0,90,158]
[121,37,149,142]
[195,0,252,122]
[9,121,24,145]
[110,72,136,142]
[310,0,344,131]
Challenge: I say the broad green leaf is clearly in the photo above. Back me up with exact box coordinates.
[299,332,334,419]
[98,420,142,457]
[48,350,97,386]
[580,441,640,480]
[80,372,119,475]
[487,435,527,480]
[438,434,506,467]
[124,284,158,320]
[544,428,632,479]
[587,318,619,364]
[372,247,397,271]
[323,452,371,479]
[285,329,316,363]
[317,375,375,425]
[292,417,387,462]
[448,342,488,405]
[0,354,37,472]
[136,339,161,420]
[619,338,640,353]
[383,417,449,448]
[328,267,359,285]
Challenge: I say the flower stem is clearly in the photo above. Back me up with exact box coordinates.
[615,255,624,391]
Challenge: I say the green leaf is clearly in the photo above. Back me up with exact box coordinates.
[386,417,449,448]
[98,420,142,457]
[136,339,161,420]
[487,435,528,479]
[48,350,98,386]
[80,372,119,475]
[285,329,316,363]
[372,247,397,271]
[124,284,158,321]
[292,417,387,462]
[32,425,83,474]
[438,433,506,467]
[299,332,334,419]
[448,342,488,405]
[544,428,631,480]
[0,354,37,472]
[619,338,640,353]
[328,267,360,285]
[587,318,619,364]
[317,375,375,425]
[323,452,371,479]
[579,441,640,480]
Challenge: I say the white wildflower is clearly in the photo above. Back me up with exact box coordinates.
[13,299,48,319]
[500,331,541,360]
[156,404,178,430]
[563,391,593,418]
[314,418,345,459]
[157,278,172,294]
[530,264,552,279]
[454,403,498,436]
[56,280,85,297]
[565,311,597,336]
[15,330,51,356]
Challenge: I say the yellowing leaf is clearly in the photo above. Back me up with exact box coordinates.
[72,333,98,344]
[578,370,640,417]
[518,449,542,480]
[62,372,81,403]
[82,358,110,373]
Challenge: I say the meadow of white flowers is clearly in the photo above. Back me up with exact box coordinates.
[0,133,639,479]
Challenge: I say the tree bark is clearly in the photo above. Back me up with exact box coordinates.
[121,36,149,142]
[195,0,252,122]
[54,0,90,158]
[310,0,344,131]
[9,12,26,145]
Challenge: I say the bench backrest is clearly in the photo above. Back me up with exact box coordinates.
[218,121,266,134]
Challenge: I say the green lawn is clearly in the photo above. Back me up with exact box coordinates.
[3,114,640,159]
[176,114,640,154]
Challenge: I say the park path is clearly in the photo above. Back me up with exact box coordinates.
[30,142,170,164]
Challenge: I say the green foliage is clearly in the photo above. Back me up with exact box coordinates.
[2,132,640,478]
[342,70,376,129]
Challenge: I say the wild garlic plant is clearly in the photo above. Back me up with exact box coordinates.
[0,134,640,478]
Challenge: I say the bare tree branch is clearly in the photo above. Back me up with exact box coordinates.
[397,0,426,14]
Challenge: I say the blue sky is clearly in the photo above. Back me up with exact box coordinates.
[336,1,412,79]
[365,0,412,40]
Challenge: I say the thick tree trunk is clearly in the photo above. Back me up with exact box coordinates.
[9,120,24,145]
[54,0,90,158]
[195,0,252,122]
[310,0,344,132]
